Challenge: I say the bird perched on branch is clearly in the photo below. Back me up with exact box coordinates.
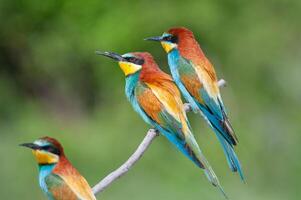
[97,51,226,196]
[145,27,244,181]
[20,137,96,200]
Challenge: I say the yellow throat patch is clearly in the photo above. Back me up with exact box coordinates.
[161,42,177,53]
[32,150,59,164]
[118,61,142,76]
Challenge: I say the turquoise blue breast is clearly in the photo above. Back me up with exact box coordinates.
[38,164,56,200]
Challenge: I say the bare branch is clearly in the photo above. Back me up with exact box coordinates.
[92,129,159,194]
[93,79,227,195]
[218,79,227,88]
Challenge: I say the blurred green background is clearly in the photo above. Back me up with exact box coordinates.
[1,0,301,199]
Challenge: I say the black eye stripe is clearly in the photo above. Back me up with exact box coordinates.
[166,36,172,40]
[125,57,144,65]
[42,145,60,155]
[164,35,178,43]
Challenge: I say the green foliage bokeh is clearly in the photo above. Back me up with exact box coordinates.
[0,0,301,199]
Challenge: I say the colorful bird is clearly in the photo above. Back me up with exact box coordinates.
[20,137,96,200]
[145,27,244,181]
[97,51,226,196]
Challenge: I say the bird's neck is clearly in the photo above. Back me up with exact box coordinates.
[167,48,180,70]
[125,72,140,102]
[167,48,182,81]
[38,164,57,195]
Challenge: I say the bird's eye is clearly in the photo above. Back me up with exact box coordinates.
[42,145,60,155]
[164,35,178,43]
[126,57,144,65]
[136,59,144,65]
[164,36,172,41]
[128,57,136,63]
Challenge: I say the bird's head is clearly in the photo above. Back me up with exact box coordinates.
[20,137,64,165]
[96,51,145,76]
[145,27,194,53]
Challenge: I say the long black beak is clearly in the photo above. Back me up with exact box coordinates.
[144,36,163,42]
[95,51,125,62]
[19,143,40,150]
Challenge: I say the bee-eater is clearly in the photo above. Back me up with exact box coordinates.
[145,27,244,181]
[97,51,226,196]
[20,137,96,200]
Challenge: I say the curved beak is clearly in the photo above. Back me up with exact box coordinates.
[144,36,164,42]
[20,143,40,150]
[95,51,125,62]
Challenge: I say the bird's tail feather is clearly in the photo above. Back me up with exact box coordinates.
[156,125,227,198]
[187,138,229,199]
[215,130,245,182]
[222,112,238,145]
[203,162,228,199]
[198,107,245,181]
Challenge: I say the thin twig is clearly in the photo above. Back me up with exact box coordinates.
[92,79,227,195]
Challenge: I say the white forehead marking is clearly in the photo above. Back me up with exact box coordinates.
[122,53,133,58]
[34,139,50,147]
[162,32,171,37]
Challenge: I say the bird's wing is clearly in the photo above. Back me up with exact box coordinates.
[137,78,224,187]
[47,165,96,200]
[177,56,204,104]
[136,79,206,166]
[135,80,184,139]
[194,58,222,115]
[136,80,202,164]
[45,173,80,200]
[179,56,238,145]
[134,79,225,190]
